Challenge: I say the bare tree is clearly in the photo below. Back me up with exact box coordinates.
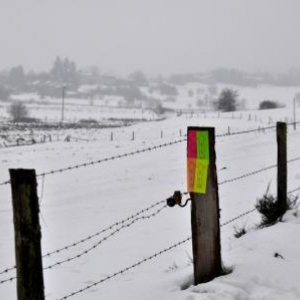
[8,101,29,122]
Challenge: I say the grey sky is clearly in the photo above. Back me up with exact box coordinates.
[0,0,300,75]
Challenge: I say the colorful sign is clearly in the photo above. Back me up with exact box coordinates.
[187,129,209,193]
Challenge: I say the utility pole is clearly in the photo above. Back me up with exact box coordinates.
[61,84,66,123]
[293,96,297,130]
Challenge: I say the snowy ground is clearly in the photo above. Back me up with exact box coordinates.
[0,105,300,300]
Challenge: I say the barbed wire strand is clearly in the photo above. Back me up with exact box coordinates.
[0,179,10,187]
[44,204,167,270]
[0,205,167,285]
[0,276,16,285]
[0,266,16,276]
[54,236,192,300]
[221,183,300,227]
[0,199,166,277]
[218,164,277,186]
[218,156,300,186]
[220,208,257,227]
[288,186,300,195]
[216,124,276,138]
[43,201,166,258]
[0,138,187,186]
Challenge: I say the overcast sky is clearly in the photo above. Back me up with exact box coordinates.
[0,0,300,75]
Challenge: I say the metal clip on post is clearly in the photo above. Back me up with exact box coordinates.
[166,191,191,208]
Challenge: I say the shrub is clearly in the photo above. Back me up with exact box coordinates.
[8,101,29,122]
[255,185,298,227]
[79,118,98,124]
[259,100,279,110]
[233,224,247,238]
[18,117,40,123]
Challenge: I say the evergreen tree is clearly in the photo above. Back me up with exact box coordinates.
[51,56,78,86]
[216,88,238,112]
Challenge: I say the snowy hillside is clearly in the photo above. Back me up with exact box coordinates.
[0,105,300,300]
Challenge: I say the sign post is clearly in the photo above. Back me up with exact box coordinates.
[187,127,222,284]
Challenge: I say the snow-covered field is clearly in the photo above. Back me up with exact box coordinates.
[0,99,300,299]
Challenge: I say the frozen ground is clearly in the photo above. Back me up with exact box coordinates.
[0,105,300,300]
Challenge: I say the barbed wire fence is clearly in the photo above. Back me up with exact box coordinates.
[43,204,168,271]
[1,154,300,287]
[1,121,300,299]
[53,183,300,300]
[0,200,166,277]
[1,123,299,246]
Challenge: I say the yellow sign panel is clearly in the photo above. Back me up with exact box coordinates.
[194,160,209,193]
[187,130,209,194]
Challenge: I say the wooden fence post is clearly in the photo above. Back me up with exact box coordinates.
[277,122,287,216]
[9,169,45,300]
[269,116,273,124]
[187,127,222,285]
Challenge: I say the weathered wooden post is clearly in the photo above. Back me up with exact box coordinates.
[276,122,287,216]
[9,169,45,300]
[187,127,222,285]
